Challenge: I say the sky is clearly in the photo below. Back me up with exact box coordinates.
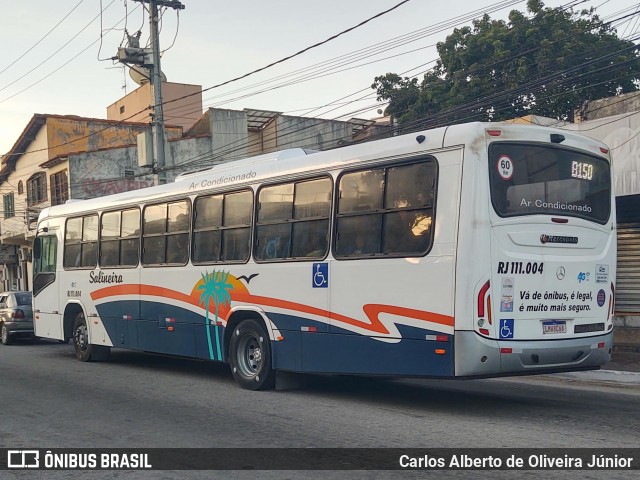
[0,0,638,156]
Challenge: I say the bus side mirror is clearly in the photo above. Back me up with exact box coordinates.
[33,237,41,258]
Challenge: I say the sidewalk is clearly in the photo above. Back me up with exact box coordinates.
[541,352,640,386]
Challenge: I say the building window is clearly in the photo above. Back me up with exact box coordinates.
[27,172,48,206]
[50,170,69,206]
[17,181,23,195]
[3,193,14,219]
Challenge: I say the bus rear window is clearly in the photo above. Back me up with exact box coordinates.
[489,143,611,224]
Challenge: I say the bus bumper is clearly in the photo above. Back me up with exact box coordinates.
[454,330,613,377]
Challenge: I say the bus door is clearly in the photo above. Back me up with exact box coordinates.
[487,141,614,352]
[32,230,63,340]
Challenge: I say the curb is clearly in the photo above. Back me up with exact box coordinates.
[548,369,640,385]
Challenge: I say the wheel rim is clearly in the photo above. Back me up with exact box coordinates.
[1,325,7,343]
[74,322,88,352]
[235,333,263,379]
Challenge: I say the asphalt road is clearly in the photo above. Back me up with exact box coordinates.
[2,339,639,479]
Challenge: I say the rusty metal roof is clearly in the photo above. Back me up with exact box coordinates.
[348,117,376,134]
[244,109,281,131]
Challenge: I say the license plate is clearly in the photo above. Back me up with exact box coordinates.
[543,321,566,334]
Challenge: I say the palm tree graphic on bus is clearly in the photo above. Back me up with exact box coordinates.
[198,270,233,361]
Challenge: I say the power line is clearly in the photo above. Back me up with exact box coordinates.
[0,0,412,159]
[0,0,87,77]
[0,0,117,95]
[2,0,634,167]
[155,0,416,115]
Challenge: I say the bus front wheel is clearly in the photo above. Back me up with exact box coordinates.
[229,319,275,390]
[72,312,110,362]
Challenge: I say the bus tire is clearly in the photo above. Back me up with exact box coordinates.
[72,312,110,362]
[228,319,275,390]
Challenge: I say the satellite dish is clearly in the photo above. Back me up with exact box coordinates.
[129,65,167,86]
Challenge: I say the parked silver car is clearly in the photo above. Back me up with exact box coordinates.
[0,291,34,345]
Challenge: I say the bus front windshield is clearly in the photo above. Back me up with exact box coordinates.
[489,142,611,224]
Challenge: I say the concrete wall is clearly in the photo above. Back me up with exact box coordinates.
[69,135,213,199]
[107,82,203,131]
[577,91,640,122]
[565,111,640,197]
[46,117,149,161]
[247,130,263,157]
[614,316,640,353]
[187,109,357,161]
[170,136,217,176]
[209,109,249,162]
[265,116,352,153]
[69,146,154,199]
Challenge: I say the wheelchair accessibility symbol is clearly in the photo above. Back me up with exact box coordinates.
[499,319,514,339]
[312,263,328,288]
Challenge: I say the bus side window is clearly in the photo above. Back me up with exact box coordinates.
[64,215,97,269]
[192,190,252,264]
[100,209,140,268]
[335,159,436,259]
[255,177,331,262]
[142,200,190,266]
[335,216,381,256]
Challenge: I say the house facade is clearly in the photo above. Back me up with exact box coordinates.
[0,114,183,291]
[0,108,386,293]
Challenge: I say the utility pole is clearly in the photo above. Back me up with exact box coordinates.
[116,0,185,185]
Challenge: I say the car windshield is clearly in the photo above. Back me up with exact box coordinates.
[14,293,32,306]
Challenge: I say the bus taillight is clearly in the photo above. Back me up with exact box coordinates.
[477,281,490,318]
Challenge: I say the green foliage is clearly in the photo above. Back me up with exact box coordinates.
[372,1,640,127]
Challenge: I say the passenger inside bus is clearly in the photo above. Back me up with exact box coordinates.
[383,199,432,254]
[345,229,377,255]
[301,234,326,258]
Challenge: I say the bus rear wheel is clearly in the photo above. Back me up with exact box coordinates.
[72,312,110,362]
[229,319,275,390]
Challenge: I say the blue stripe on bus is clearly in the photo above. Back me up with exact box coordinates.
[95,302,454,377]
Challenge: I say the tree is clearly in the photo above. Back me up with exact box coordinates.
[373,0,640,128]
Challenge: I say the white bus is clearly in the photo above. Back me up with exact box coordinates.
[32,122,616,390]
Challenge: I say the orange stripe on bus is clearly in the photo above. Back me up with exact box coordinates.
[91,285,454,336]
